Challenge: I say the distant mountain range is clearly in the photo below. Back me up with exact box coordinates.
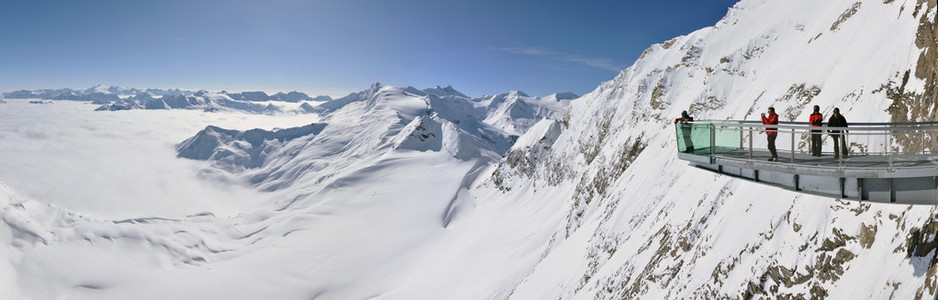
[1,85,332,103]
[1,84,578,120]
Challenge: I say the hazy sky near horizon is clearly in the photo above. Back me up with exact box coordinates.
[0,0,737,97]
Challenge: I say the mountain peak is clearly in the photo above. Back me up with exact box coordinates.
[370,82,387,91]
[86,84,114,94]
[542,92,578,102]
[507,90,529,98]
[423,85,468,98]
[312,95,333,102]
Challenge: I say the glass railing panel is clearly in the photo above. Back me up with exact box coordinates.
[675,124,693,153]
[689,124,710,154]
[712,123,742,155]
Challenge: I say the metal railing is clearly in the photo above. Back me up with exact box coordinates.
[675,120,938,169]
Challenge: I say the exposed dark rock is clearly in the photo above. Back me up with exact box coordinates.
[859,223,877,249]
[778,83,822,121]
[94,103,135,111]
[830,2,862,31]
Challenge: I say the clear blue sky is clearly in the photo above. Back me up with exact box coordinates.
[0,0,738,98]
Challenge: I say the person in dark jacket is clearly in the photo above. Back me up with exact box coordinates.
[674,110,694,153]
[809,105,824,156]
[828,107,848,158]
[762,107,779,161]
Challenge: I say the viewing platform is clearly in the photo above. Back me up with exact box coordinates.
[675,120,938,205]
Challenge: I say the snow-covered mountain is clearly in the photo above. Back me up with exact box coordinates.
[177,123,328,170]
[480,90,574,136]
[98,92,284,113]
[486,0,938,298]
[1,0,937,299]
[400,85,577,136]
[224,91,323,102]
[178,83,571,193]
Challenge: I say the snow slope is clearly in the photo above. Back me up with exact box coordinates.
[0,81,575,298]
[2,0,938,299]
[482,0,938,298]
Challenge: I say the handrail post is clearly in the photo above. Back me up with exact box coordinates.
[739,124,743,150]
[922,129,925,155]
[888,131,893,169]
[839,131,844,167]
[748,126,753,160]
[790,128,795,163]
[710,124,715,157]
[844,131,848,167]
[834,130,847,167]
[884,132,888,155]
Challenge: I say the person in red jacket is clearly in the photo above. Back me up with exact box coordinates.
[762,107,779,161]
[809,105,824,156]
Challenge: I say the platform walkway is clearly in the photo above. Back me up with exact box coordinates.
[685,147,938,169]
[676,120,938,205]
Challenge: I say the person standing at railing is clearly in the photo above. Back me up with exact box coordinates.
[762,107,779,161]
[809,105,824,156]
[674,110,694,153]
[828,107,849,158]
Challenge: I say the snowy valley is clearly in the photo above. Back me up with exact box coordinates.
[2,0,938,299]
